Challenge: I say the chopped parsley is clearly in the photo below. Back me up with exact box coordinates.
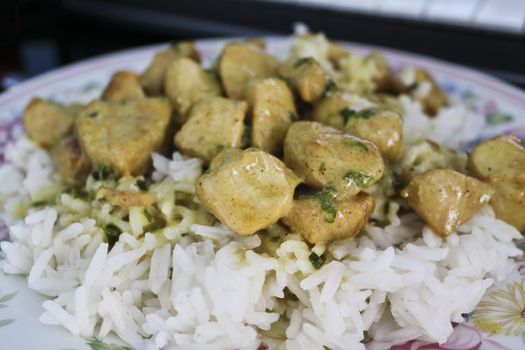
[323,79,337,97]
[136,179,147,191]
[298,187,338,223]
[103,223,122,248]
[343,170,373,189]
[91,164,118,182]
[215,144,225,152]
[309,252,324,270]
[88,338,132,350]
[87,111,99,118]
[318,162,326,173]
[64,188,94,202]
[340,107,375,124]
[294,57,316,68]
[343,140,369,152]
[288,111,299,122]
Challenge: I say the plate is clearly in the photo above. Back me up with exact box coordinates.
[0,37,524,350]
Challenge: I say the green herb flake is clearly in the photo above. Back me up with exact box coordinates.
[144,210,153,223]
[288,111,299,122]
[343,170,373,189]
[486,112,513,125]
[136,179,147,191]
[92,164,118,182]
[340,107,356,122]
[340,107,375,124]
[298,187,338,223]
[323,79,337,96]
[392,172,405,194]
[294,57,316,68]
[309,252,324,270]
[215,144,225,152]
[318,162,326,173]
[270,236,280,243]
[144,222,161,233]
[103,223,122,248]
[343,140,368,152]
[88,111,99,118]
[87,338,132,350]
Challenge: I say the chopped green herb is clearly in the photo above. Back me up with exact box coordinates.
[340,107,356,121]
[318,162,326,173]
[103,223,122,248]
[136,179,147,191]
[340,107,375,124]
[343,170,373,189]
[32,201,47,207]
[144,210,153,222]
[343,140,368,152]
[144,221,161,233]
[309,252,324,269]
[362,331,372,343]
[88,111,99,118]
[486,112,513,125]
[323,79,337,96]
[65,188,94,202]
[298,187,338,223]
[276,74,287,81]
[294,57,316,68]
[215,144,225,152]
[392,172,405,194]
[288,111,299,122]
[87,338,132,350]
[91,164,118,182]
[270,236,280,243]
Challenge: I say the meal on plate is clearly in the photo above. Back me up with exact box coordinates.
[0,32,524,350]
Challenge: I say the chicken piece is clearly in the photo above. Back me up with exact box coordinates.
[284,121,384,199]
[344,108,404,163]
[312,92,404,162]
[76,98,172,176]
[164,57,221,125]
[289,57,327,103]
[467,134,525,179]
[139,41,200,95]
[22,98,80,148]
[196,148,301,235]
[327,42,350,68]
[245,78,296,154]
[312,92,375,130]
[283,190,374,244]
[96,187,156,208]
[174,97,247,163]
[367,52,403,94]
[401,169,495,236]
[467,135,525,231]
[219,42,278,100]
[401,68,448,116]
[102,71,144,102]
[51,136,92,187]
[487,165,525,232]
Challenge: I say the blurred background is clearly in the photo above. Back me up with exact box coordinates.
[1,0,525,91]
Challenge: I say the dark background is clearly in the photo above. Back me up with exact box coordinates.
[2,0,525,91]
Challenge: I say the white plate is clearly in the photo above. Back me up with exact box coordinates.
[0,37,524,350]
